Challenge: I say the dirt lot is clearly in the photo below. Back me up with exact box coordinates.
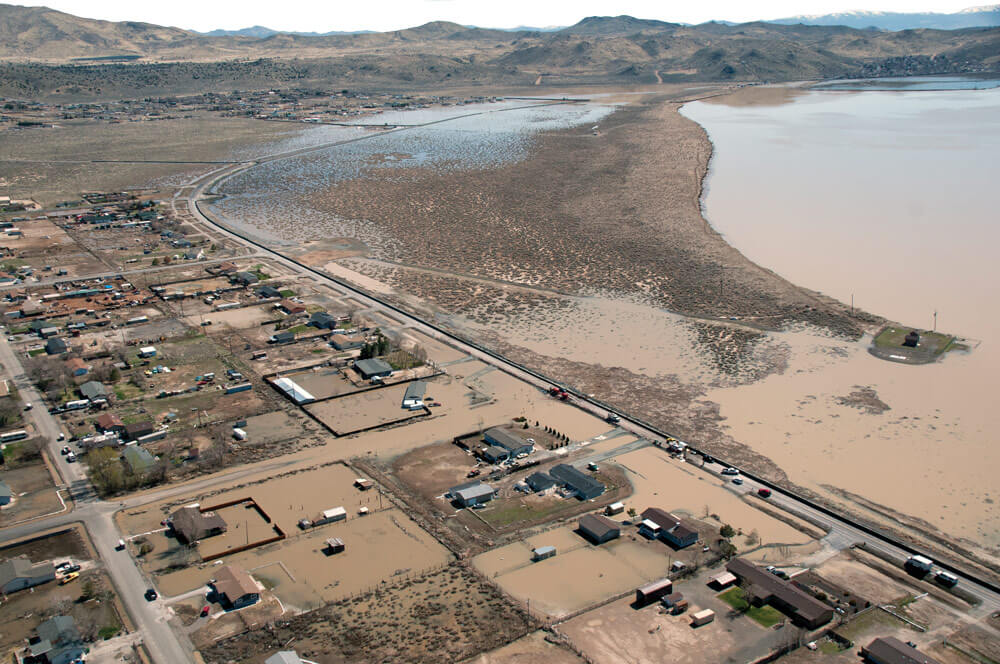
[468,630,584,664]
[0,526,126,659]
[558,589,795,664]
[0,457,63,525]
[282,365,366,401]
[199,563,536,664]
[304,382,428,435]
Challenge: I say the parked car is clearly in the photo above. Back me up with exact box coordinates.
[61,446,71,455]
[57,432,65,441]
[59,572,79,585]
[144,588,158,601]
[116,539,126,550]
[23,402,32,410]
[66,452,77,463]
[200,606,210,617]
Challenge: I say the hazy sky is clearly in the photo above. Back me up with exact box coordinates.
[23,0,986,31]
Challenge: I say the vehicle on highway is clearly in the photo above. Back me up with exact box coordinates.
[59,572,79,585]
[757,488,772,498]
[144,588,158,601]
[732,477,743,485]
[605,413,620,424]
[721,467,739,476]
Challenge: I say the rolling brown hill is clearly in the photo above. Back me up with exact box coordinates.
[0,4,997,99]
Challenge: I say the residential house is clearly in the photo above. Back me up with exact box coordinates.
[354,358,393,380]
[0,556,55,594]
[256,285,281,299]
[214,261,238,275]
[168,505,228,543]
[44,337,68,355]
[278,299,306,315]
[232,271,259,286]
[266,651,305,664]
[481,446,508,464]
[269,331,295,344]
[64,357,90,376]
[95,412,125,434]
[79,380,107,401]
[26,615,85,664]
[331,333,364,351]
[640,507,699,549]
[726,558,833,629]
[211,565,261,609]
[483,427,533,458]
[448,481,495,507]
[309,311,339,330]
[578,514,621,544]
[549,464,604,500]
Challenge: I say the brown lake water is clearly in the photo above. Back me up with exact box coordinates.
[683,83,1000,551]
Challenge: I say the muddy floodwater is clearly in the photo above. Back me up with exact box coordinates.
[683,82,1000,552]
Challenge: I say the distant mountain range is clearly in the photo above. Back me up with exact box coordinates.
[771,4,1000,31]
[197,5,1000,36]
[1,5,998,100]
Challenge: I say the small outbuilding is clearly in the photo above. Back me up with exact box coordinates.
[532,546,557,562]
[635,578,673,606]
[45,337,68,355]
[449,481,495,507]
[325,538,345,554]
[331,333,364,350]
[79,380,107,401]
[903,330,920,348]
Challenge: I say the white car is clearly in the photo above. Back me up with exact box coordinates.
[721,467,739,476]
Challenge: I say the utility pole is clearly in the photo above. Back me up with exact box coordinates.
[933,310,937,332]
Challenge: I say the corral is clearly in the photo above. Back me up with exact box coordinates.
[304,381,429,435]
[473,524,678,619]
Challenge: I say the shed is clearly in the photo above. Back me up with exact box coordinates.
[903,331,920,348]
[449,481,495,507]
[861,636,941,664]
[402,381,427,409]
[331,333,364,350]
[312,507,347,526]
[532,546,556,562]
[270,331,295,344]
[256,285,282,299]
[605,501,625,516]
[354,478,374,491]
[578,514,621,544]
[355,358,393,380]
[138,346,157,358]
[325,538,345,554]
[708,571,738,588]
[661,592,685,608]
[232,271,259,286]
[635,578,673,605]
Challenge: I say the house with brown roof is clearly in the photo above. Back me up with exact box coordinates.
[278,299,306,315]
[124,420,154,441]
[726,558,833,629]
[168,505,227,543]
[211,565,260,609]
[95,412,125,434]
[213,261,238,275]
